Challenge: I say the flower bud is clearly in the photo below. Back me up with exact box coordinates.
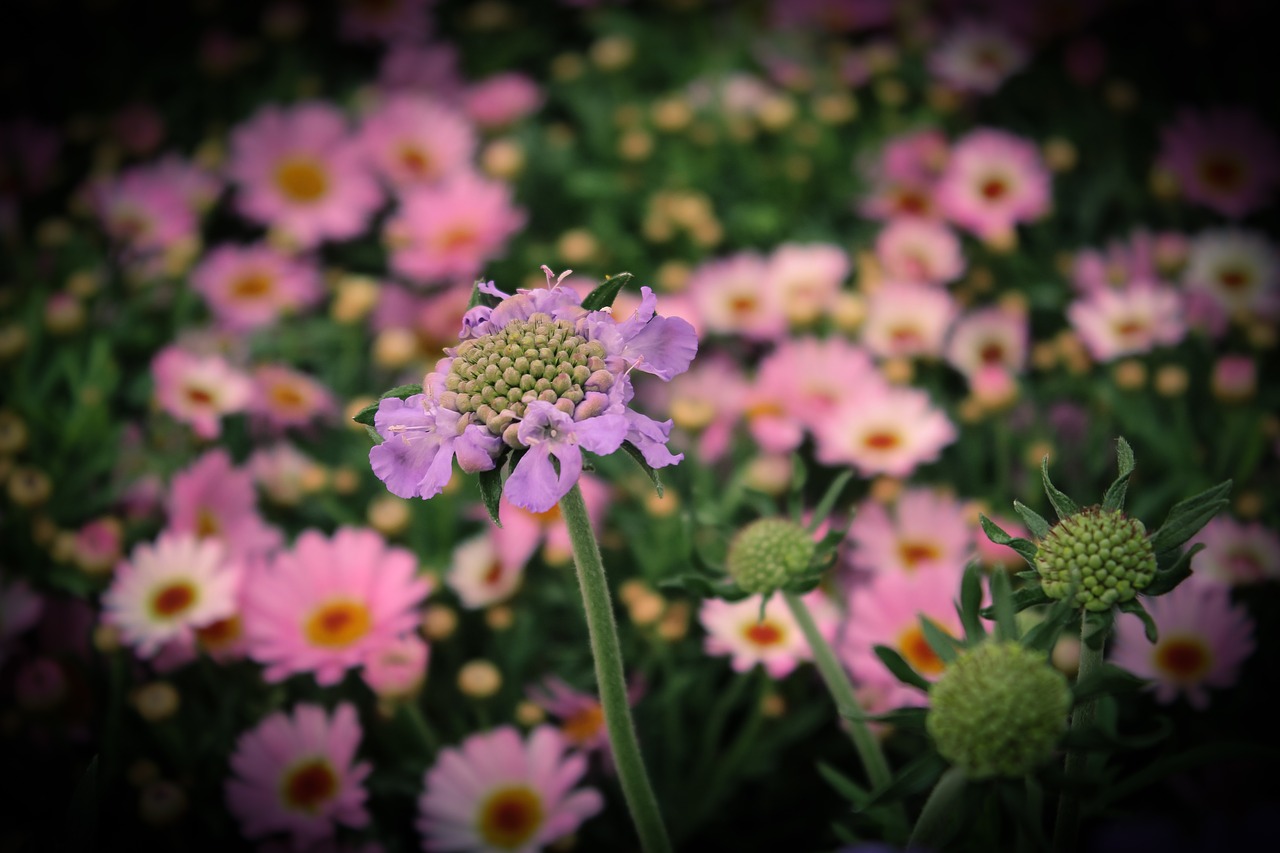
[725,518,815,595]
[1035,506,1156,611]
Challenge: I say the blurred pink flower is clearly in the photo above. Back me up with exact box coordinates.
[1191,517,1280,586]
[339,0,434,44]
[814,383,957,477]
[1067,280,1186,362]
[89,164,198,260]
[875,218,965,285]
[929,22,1028,94]
[251,364,338,431]
[361,633,429,700]
[462,72,545,129]
[945,303,1029,380]
[167,447,284,561]
[490,474,610,569]
[0,577,44,666]
[1157,107,1280,219]
[249,442,322,506]
[151,346,253,440]
[699,590,839,679]
[861,282,958,359]
[846,488,973,576]
[446,532,524,609]
[358,93,475,190]
[377,41,465,95]
[687,252,786,341]
[1182,228,1280,322]
[765,242,850,326]
[937,128,1051,240]
[192,243,323,330]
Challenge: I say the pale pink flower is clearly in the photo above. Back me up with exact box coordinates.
[384,171,526,286]
[418,725,603,852]
[242,527,431,685]
[814,384,957,477]
[875,218,965,285]
[151,346,253,440]
[764,243,850,326]
[526,675,643,771]
[1157,106,1280,219]
[89,164,197,260]
[937,129,1051,240]
[1211,355,1257,402]
[72,517,124,574]
[358,93,476,190]
[339,0,433,44]
[490,475,610,570]
[857,129,948,221]
[846,488,973,576]
[167,448,284,561]
[1070,235,1159,295]
[377,41,465,96]
[649,354,750,463]
[102,533,241,659]
[687,252,786,341]
[1191,517,1280,587]
[446,533,524,610]
[192,243,323,330]
[1066,280,1186,362]
[226,102,384,248]
[1110,582,1255,710]
[1182,228,1280,322]
[699,591,839,679]
[860,282,957,360]
[251,364,338,431]
[945,304,1029,380]
[462,73,545,130]
[226,702,371,848]
[929,22,1028,94]
[361,633,429,700]
[249,443,323,506]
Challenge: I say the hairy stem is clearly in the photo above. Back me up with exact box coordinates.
[1053,619,1105,853]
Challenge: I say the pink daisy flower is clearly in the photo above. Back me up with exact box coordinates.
[490,475,610,570]
[928,22,1028,94]
[383,171,526,286]
[526,675,644,773]
[945,304,1029,381]
[251,364,338,431]
[88,163,198,261]
[647,353,750,463]
[857,129,949,221]
[1157,106,1280,219]
[151,346,253,440]
[860,282,958,360]
[1070,234,1159,295]
[361,633,429,701]
[191,243,323,331]
[764,242,850,326]
[417,725,603,852]
[249,442,323,506]
[699,590,839,679]
[102,532,242,659]
[242,527,431,685]
[937,128,1051,240]
[226,702,371,848]
[1110,582,1255,710]
[1191,517,1280,587]
[1066,280,1186,362]
[846,488,973,576]
[377,41,465,97]
[814,383,957,477]
[687,252,786,341]
[167,448,284,561]
[358,93,476,190]
[462,73,545,130]
[874,218,965,285]
[226,102,384,248]
[1182,228,1280,323]
[446,533,524,610]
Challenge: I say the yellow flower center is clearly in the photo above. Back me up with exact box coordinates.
[281,758,339,813]
[150,581,199,619]
[477,785,544,850]
[898,540,941,571]
[275,158,330,203]
[742,619,785,648]
[863,430,902,451]
[304,599,372,648]
[231,272,274,300]
[561,704,605,745]
[269,383,308,413]
[897,621,948,676]
[435,224,478,252]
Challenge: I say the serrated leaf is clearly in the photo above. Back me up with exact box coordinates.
[1117,598,1158,643]
[873,645,932,692]
[477,466,504,527]
[958,562,987,643]
[1144,543,1203,596]
[1071,662,1148,705]
[581,271,634,311]
[1041,456,1080,520]
[920,616,963,663]
[1101,437,1136,512]
[1147,480,1232,555]
[978,515,1038,565]
[990,568,1019,642]
[1013,500,1052,539]
[619,441,663,497]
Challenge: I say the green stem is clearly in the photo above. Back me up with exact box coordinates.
[402,699,440,754]
[1053,619,1105,853]
[782,591,908,837]
[560,483,672,853]
[908,766,968,851]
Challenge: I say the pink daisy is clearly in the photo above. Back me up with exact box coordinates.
[418,725,603,852]
[383,171,526,286]
[1070,234,1159,295]
[151,346,253,440]
[928,22,1028,94]
[860,282,958,360]
[226,702,371,848]
[1110,582,1255,710]
[647,354,750,463]
[1211,354,1257,402]
[226,102,384,248]
[1191,517,1280,587]
[814,383,957,477]
[699,590,839,679]
[874,218,965,285]
[88,163,198,261]
[687,252,786,341]
[102,532,242,658]
[377,41,465,97]
[251,364,338,431]
[249,442,323,506]
[1157,106,1280,219]
[857,129,949,221]
[1066,280,1187,362]
[241,527,431,685]
[937,128,1051,240]
[1182,228,1280,323]
[361,633,429,701]
[167,448,284,561]
[358,93,476,190]
[191,243,323,330]
[446,533,524,610]
[526,675,644,772]
[490,475,610,570]
[846,488,973,576]
[945,304,1029,381]
[462,73,545,130]
[764,242,850,326]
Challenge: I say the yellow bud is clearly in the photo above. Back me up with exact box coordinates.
[458,660,502,699]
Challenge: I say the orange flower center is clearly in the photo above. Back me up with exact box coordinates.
[281,758,339,813]
[561,704,605,745]
[897,622,948,676]
[150,581,198,619]
[897,189,928,215]
[1198,153,1245,192]
[745,400,785,421]
[196,615,243,650]
[185,386,216,406]
[304,599,372,648]
[435,225,478,252]
[269,383,308,412]
[275,158,330,203]
[1112,319,1147,339]
[980,177,1008,201]
[863,430,901,451]
[1217,267,1251,291]
[889,325,923,347]
[483,561,505,586]
[898,540,941,570]
[399,145,434,179]
[231,273,274,300]
[728,295,758,317]
[477,785,544,849]
[1154,635,1212,682]
[742,620,785,647]
[979,341,1005,363]
[195,508,221,538]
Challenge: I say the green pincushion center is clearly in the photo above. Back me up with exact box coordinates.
[1035,506,1157,612]
[726,518,816,595]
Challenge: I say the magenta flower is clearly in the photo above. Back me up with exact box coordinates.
[937,128,1051,240]
[1157,106,1280,219]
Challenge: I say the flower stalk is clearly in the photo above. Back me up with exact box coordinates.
[1052,618,1105,853]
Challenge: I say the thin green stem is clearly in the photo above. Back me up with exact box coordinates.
[1053,620,1105,853]
[782,591,908,837]
[560,483,672,853]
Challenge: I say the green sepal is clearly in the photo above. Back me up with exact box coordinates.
[989,567,1020,642]
[619,441,663,497]
[1070,662,1148,705]
[957,562,987,643]
[807,471,854,534]
[1013,500,1051,539]
[1019,596,1077,653]
[980,583,1052,618]
[978,514,1038,566]
[1147,480,1232,556]
[467,278,502,310]
[477,465,505,527]
[1041,456,1080,520]
[1117,598,1158,643]
[352,383,425,427]
[1101,436,1136,512]
[581,271,634,312]
[873,645,932,692]
[1144,542,1203,596]
[920,616,963,664]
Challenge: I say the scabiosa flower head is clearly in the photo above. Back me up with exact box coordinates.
[191,243,323,330]
[251,364,338,431]
[418,725,603,853]
[1156,107,1280,219]
[874,218,965,285]
[226,102,383,249]
[151,346,253,440]
[945,304,1029,381]
[241,527,431,685]
[358,93,475,190]
[447,532,524,609]
[1066,280,1186,362]
[927,641,1071,778]
[687,252,786,341]
[167,448,284,561]
[846,488,973,576]
[1191,517,1280,586]
[725,518,817,594]
[1182,228,1280,323]
[814,383,957,477]
[1111,581,1255,709]
[937,129,1051,240]
[384,171,526,286]
[700,591,838,679]
[764,242,850,326]
[1036,506,1156,611]
[860,281,958,360]
[928,22,1029,94]
[102,532,241,658]
[226,702,371,848]
[370,270,696,513]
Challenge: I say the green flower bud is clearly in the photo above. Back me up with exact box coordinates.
[725,518,815,595]
[927,641,1071,779]
[1035,506,1156,611]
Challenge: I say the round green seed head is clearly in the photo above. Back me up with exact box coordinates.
[1035,506,1156,612]
[725,518,816,595]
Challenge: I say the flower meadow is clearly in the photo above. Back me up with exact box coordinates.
[2,0,1279,850]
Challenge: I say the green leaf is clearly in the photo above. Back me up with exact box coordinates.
[989,568,1020,642]
[619,441,663,497]
[1019,597,1077,653]
[477,466,504,527]
[1147,480,1232,555]
[1071,662,1148,705]
[1101,436,1136,512]
[1041,455,1080,520]
[920,616,963,664]
[873,645,932,692]
[816,761,870,808]
[1144,543,1203,596]
[978,515,1038,566]
[364,424,382,445]
[807,470,854,534]
[659,574,751,602]
[467,278,502,310]
[1013,500,1051,539]
[1117,598,1158,643]
[980,584,1054,618]
[958,562,987,643]
[581,271,634,311]
[860,752,948,811]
